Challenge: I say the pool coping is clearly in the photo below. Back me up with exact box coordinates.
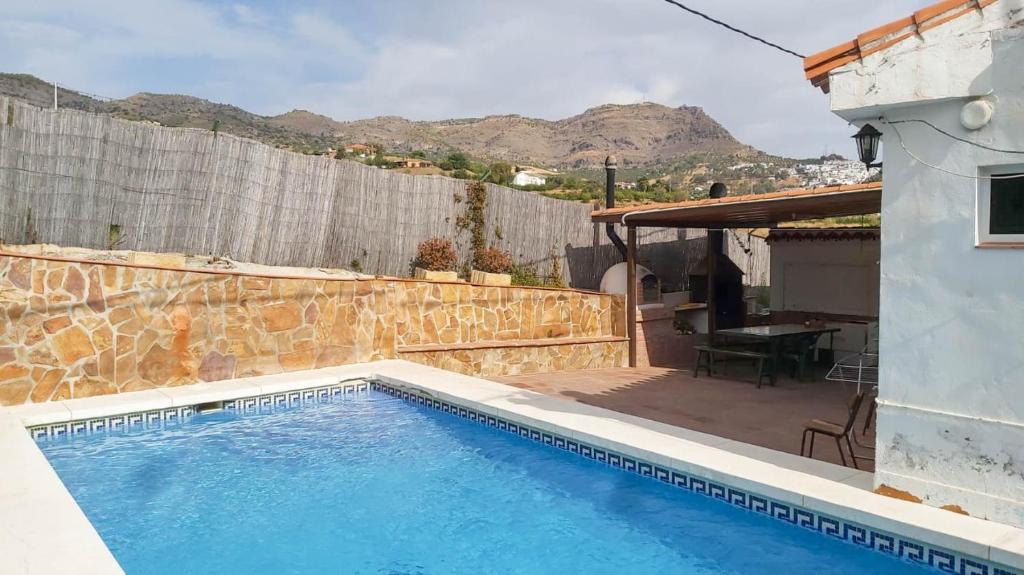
[1,359,1022,575]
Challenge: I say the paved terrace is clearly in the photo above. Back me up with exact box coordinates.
[496,366,875,471]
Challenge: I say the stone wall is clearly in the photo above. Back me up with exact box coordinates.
[399,339,625,378]
[0,254,625,406]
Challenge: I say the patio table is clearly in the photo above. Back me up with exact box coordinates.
[714,324,841,385]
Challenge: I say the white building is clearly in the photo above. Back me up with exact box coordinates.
[805,0,1024,526]
[513,171,546,187]
[767,229,879,355]
[795,159,879,188]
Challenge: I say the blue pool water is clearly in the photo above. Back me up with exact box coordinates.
[38,390,933,574]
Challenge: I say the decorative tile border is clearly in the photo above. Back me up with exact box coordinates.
[223,381,370,413]
[372,381,1019,575]
[30,407,195,440]
[29,380,370,440]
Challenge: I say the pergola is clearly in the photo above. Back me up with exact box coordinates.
[590,182,883,367]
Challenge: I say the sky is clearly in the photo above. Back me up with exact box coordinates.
[2,0,925,158]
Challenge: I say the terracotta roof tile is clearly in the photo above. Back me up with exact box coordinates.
[804,0,996,92]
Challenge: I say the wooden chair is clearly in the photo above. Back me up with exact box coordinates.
[800,392,865,468]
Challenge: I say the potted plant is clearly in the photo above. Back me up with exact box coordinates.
[471,247,513,286]
[413,237,459,282]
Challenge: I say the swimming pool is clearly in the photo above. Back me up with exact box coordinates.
[36,387,940,575]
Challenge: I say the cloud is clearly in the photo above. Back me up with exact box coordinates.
[231,4,268,26]
[0,0,926,157]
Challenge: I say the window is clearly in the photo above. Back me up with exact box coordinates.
[977,166,1024,246]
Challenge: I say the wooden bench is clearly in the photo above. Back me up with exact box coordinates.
[693,345,774,388]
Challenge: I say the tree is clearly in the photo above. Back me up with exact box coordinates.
[443,151,470,171]
[486,161,514,186]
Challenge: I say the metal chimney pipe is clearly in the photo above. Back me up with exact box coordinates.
[705,182,727,338]
[605,155,627,260]
[708,182,728,255]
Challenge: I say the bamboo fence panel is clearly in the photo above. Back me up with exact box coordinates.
[0,98,765,289]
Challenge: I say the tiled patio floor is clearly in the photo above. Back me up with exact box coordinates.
[495,365,876,471]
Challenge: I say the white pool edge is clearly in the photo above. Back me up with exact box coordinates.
[1,359,1022,575]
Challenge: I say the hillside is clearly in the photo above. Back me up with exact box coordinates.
[0,73,748,168]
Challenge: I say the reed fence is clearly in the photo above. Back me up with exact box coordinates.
[0,97,766,289]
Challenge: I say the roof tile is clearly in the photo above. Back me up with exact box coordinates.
[803,0,991,92]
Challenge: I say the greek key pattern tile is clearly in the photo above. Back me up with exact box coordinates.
[29,380,370,439]
[223,381,370,412]
[29,407,195,440]
[372,381,1019,575]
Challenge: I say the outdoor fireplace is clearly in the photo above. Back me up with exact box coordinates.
[687,252,745,330]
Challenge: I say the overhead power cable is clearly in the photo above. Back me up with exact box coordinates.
[886,118,1024,155]
[886,121,1024,180]
[660,0,806,59]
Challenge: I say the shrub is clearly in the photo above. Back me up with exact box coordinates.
[545,249,566,288]
[510,263,542,286]
[414,237,458,272]
[473,247,512,274]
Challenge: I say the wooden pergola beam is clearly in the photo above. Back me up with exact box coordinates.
[590,183,882,228]
[626,225,638,368]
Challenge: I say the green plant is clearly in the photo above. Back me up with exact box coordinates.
[545,248,566,288]
[473,247,512,274]
[349,249,368,273]
[456,181,487,252]
[413,237,458,272]
[24,208,40,244]
[107,224,125,250]
[510,263,542,286]
[440,151,470,171]
[486,161,514,186]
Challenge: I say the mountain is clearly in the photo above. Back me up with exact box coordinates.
[0,74,107,113]
[0,73,751,168]
[313,103,750,168]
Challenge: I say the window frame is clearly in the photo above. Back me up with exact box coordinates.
[976,164,1024,247]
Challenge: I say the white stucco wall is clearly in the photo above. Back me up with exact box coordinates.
[769,238,879,316]
[769,238,879,354]
[829,20,1024,526]
[829,2,1024,116]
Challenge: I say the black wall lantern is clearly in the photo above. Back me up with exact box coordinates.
[852,124,883,169]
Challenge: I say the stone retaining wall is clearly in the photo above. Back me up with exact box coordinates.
[0,254,625,406]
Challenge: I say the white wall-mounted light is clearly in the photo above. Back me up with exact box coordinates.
[960,99,993,130]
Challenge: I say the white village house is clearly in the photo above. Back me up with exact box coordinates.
[512,170,547,187]
[805,0,1024,526]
